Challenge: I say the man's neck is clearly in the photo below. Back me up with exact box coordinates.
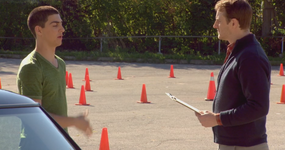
[228,30,251,44]
[35,41,57,66]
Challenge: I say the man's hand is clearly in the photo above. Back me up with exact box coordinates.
[195,110,218,127]
[74,109,93,137]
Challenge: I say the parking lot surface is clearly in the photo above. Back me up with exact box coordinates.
[0,58,284,150]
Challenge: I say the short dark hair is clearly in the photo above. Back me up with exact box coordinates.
[215,0,252,30]
[27,6,59,38]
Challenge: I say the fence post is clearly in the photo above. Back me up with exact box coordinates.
[100,38,103,52]
[218,40,221,55]
[158,36,162,54]
[281,36,284,54]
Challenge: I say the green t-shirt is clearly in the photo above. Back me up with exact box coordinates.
[17,50,68,124]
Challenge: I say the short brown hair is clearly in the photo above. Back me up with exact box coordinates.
[27,6,59,38]
[215,0,252,30]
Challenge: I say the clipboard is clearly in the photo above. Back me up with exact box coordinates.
[165,92,201,114]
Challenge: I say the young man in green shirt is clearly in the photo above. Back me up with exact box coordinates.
[17,6,92,136]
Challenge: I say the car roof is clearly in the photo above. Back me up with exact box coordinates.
[0,90,39,108]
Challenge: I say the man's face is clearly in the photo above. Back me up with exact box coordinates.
[213,11,232,41]
[39,14,65,47]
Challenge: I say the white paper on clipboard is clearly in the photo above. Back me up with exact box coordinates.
[165,92,201,114]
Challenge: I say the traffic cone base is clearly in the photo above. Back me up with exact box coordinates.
[138,84,151,103]
[75,103,90,106]
[205,98,213,101]
[205,72,216,101]
[277,84,285,104]
[169,65,175,78]
[137,101,151,103]
[99,127,110,150]
[76,85,90,105]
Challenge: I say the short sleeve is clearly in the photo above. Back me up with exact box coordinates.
[18,64,43,100]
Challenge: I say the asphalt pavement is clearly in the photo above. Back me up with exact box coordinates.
[0,58,284,150]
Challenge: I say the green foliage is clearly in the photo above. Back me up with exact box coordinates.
[272,0,285,35]
[0,0,284,57]
[257,36,283,57]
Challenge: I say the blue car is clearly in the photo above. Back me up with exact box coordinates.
[0,89,81,150]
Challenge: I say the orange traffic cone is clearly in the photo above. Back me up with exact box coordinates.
[137,84,150,103]
[99,127,110,150]
[279,63,284,76]
[205,72,216,101]
[67,73,74,88]
[65,71,69,86]
[277,84,285,104]
[85,74,92,91]
[0,78,2,89]
[115,66,123,80]
[168,65,175,78]
[76,85,90,105]
[83,68,91,81]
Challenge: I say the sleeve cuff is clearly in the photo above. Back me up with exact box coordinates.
[215,113,223,126]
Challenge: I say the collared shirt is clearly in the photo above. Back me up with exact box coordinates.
[223,43,235,64]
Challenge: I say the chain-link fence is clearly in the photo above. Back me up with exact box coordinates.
[0,36,284,57]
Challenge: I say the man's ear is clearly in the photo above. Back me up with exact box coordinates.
[231,18,240,29]
[34,26,42,37]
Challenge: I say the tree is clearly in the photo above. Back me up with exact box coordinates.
[261,0,285,36]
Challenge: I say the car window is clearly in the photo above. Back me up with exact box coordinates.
[0,107,78,150]
[0,116,22,150]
